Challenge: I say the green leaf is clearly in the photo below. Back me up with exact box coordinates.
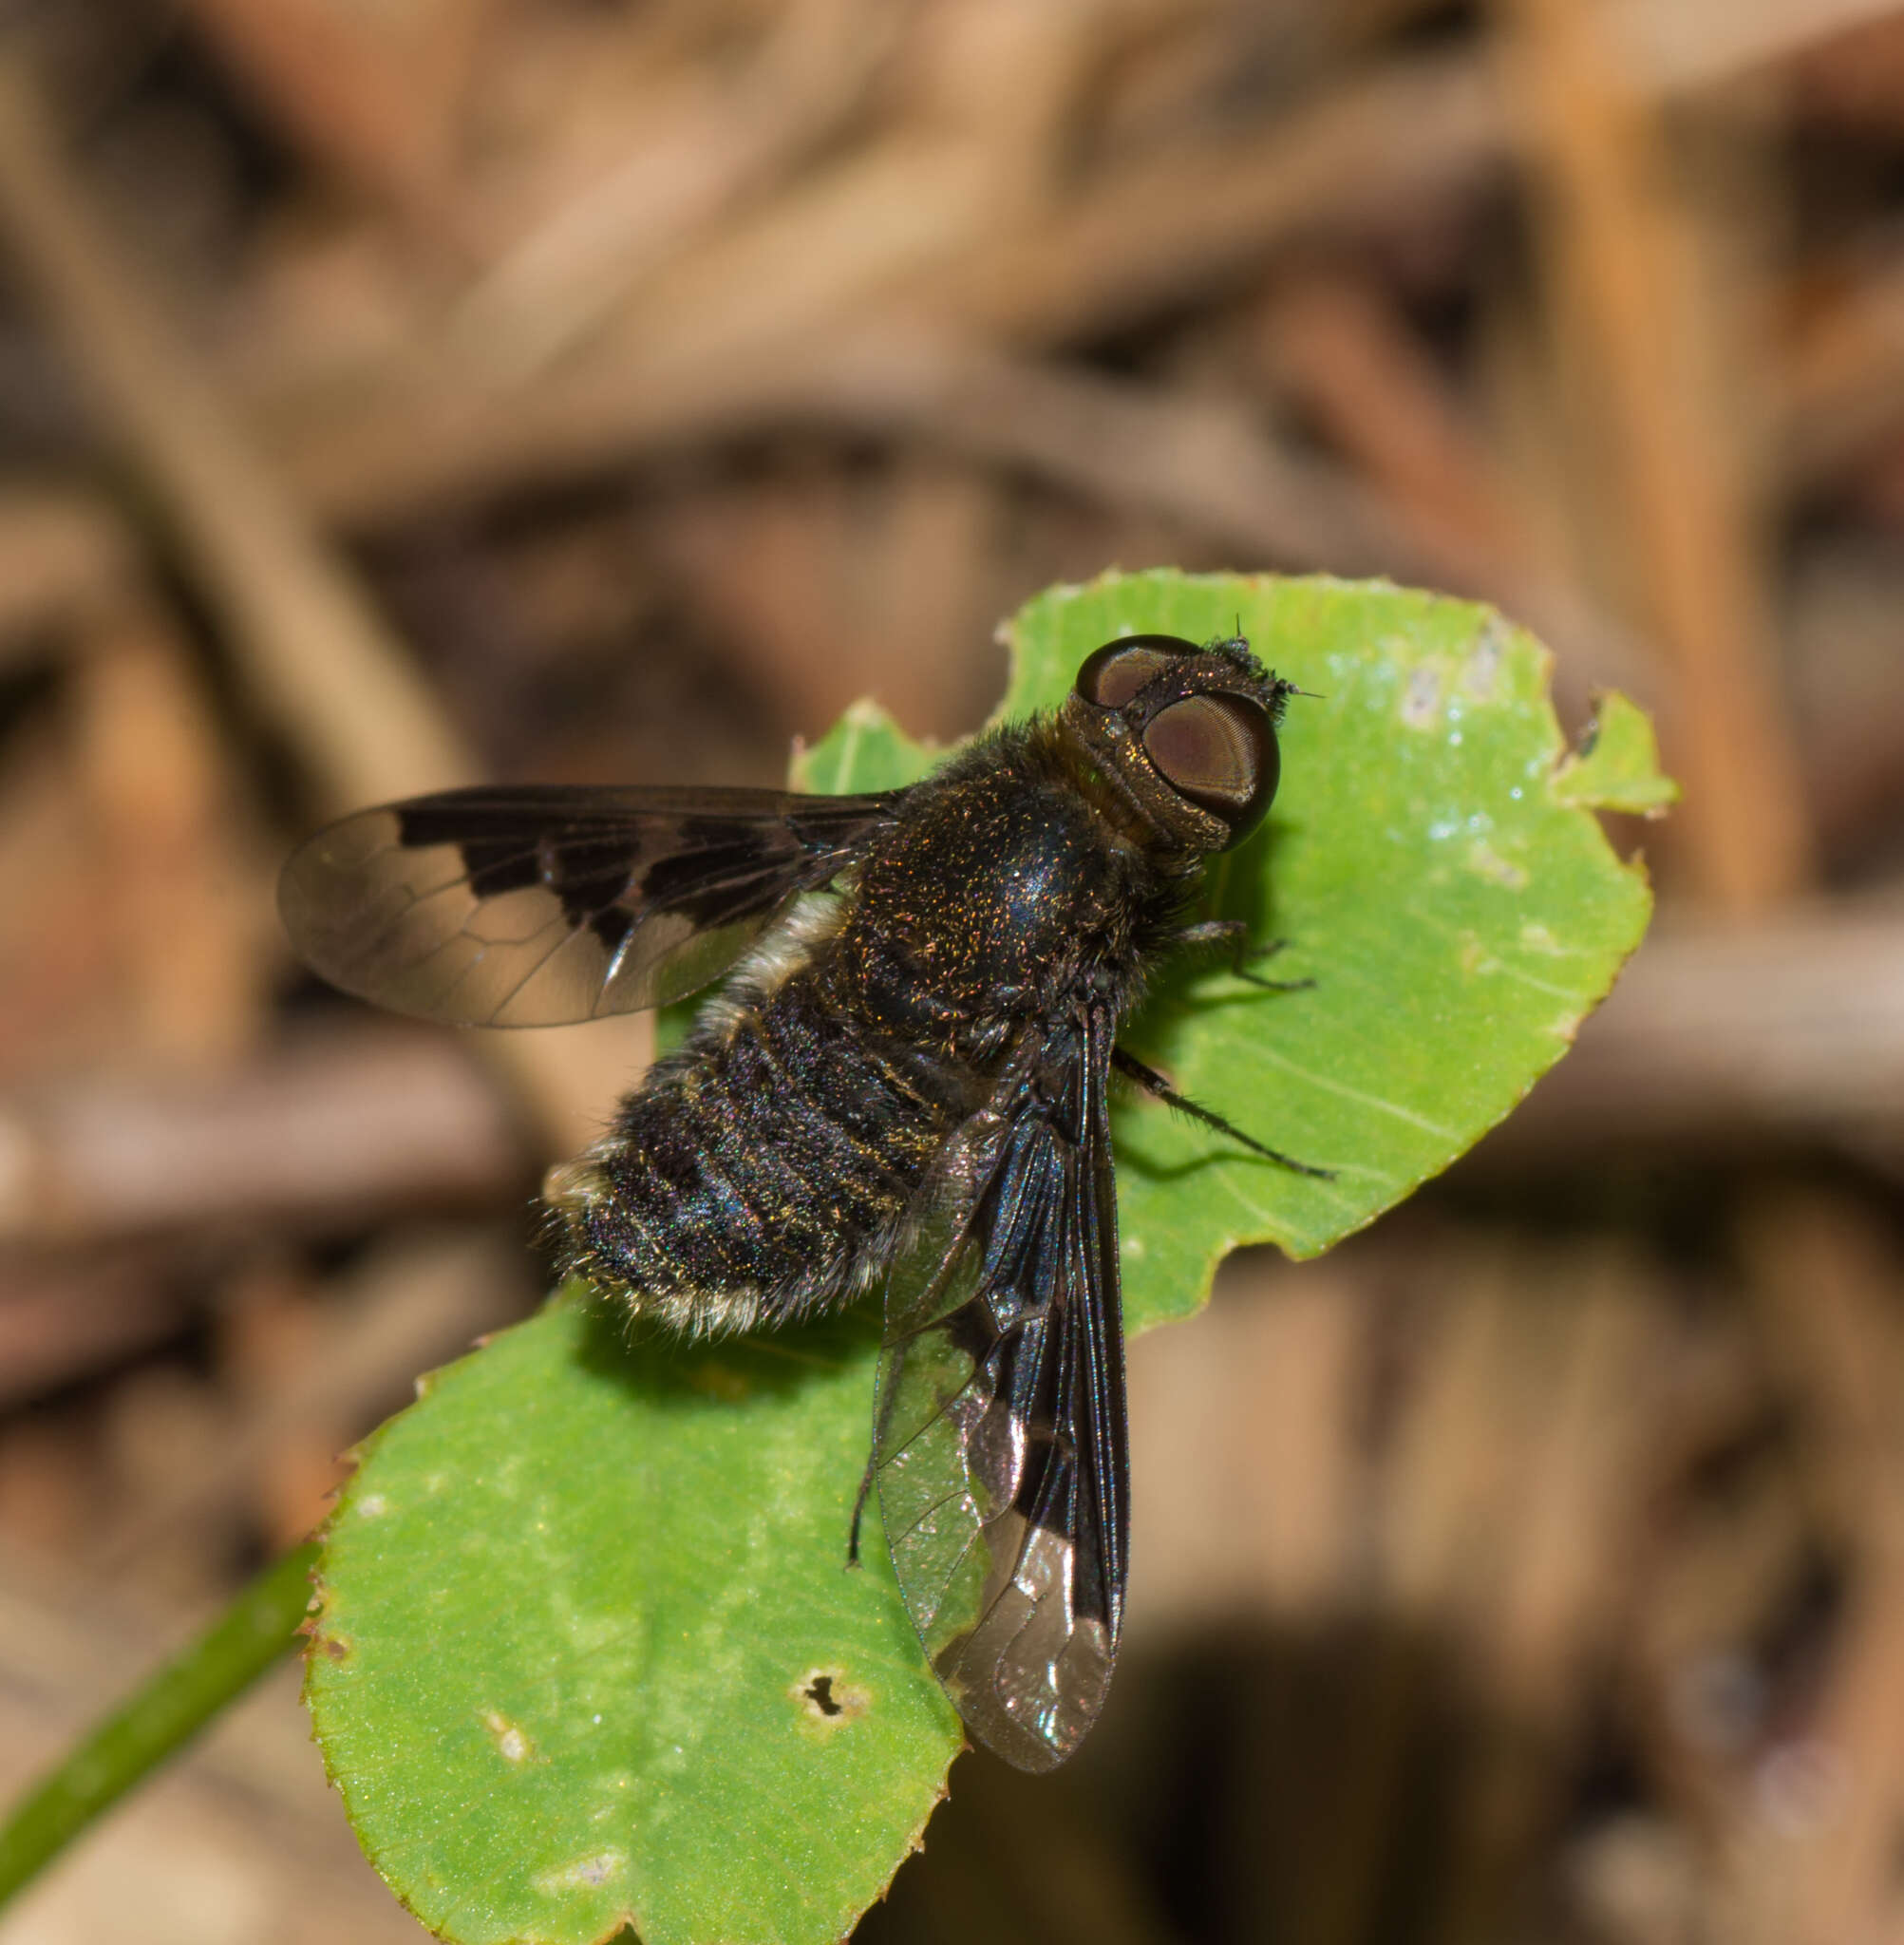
[1550,689,1680,815]
[307,570,1663,1945]
[794,698,938,795]
[310,1300,946,1945]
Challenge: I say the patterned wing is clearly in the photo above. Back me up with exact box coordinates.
[872,1010,1128,1771]
[279,784,895,1027]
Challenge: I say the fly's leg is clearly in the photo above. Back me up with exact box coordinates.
[1111,1046,1334,1180]
[1168,919,1313,992]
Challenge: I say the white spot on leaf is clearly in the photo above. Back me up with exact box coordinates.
[536,1850,625,1893]
[1466,842,1529,890]
[1403,664,1442,728]
[1462,618,1506,700]
[481,1709,537,1765]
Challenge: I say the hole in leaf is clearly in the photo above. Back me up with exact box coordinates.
[794,1666,866,1730]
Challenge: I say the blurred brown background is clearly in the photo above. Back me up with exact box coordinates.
[0,1,1901,1940]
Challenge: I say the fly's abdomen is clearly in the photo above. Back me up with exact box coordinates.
[547,970,956,1336]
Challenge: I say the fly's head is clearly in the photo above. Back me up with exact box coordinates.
[1060,633,1296,858]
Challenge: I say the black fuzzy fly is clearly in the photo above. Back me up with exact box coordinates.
[280,632,1323,1770]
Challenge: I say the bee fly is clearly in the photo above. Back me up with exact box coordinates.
[280,631,1325,1771]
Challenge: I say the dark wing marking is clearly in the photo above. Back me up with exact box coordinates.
[872,1009,1127,1771]
[279,784,896,1027]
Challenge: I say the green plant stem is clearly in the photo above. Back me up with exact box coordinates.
[0,1540,317,1909]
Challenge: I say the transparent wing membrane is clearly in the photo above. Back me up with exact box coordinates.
[279,784,894,1026]
[874,1012,1127,1770]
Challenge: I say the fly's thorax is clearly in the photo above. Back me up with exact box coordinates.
[833,746,1143,1038]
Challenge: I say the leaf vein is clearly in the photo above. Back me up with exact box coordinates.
[1244,1044,1459,1139]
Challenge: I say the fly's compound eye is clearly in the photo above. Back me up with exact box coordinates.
[1142,693,1279,846]
[1073,633,1200,711]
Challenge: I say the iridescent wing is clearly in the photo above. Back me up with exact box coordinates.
[279,784,896,1027]
[872,1010,1127,1771]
